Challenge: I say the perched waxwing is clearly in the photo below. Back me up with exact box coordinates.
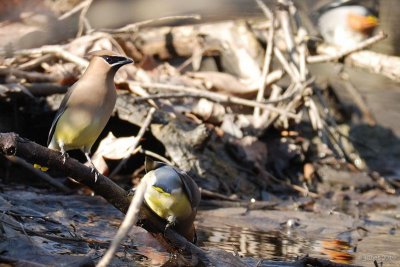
[316,1,378,48]
[141,158,201,243]
[47,50,133,180]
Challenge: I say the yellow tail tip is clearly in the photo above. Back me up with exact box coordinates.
[33,164,49,172]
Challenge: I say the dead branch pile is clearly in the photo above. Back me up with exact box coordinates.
[1,0,392,195]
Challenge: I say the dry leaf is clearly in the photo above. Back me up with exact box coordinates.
[303,163,315,183]
[193,98,225,124]
[92,132,137,160]
[88,132,138,175]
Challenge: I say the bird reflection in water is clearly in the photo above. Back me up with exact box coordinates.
[197,225,354,264]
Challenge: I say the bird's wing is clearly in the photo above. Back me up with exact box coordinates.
[47,83,76,146]
[176,169,201,209]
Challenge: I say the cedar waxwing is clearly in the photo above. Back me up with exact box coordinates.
[141,158,201,243]
[317,3,378,47]
[47,50,133,180]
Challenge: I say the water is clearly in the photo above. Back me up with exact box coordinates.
[197,225,354,264]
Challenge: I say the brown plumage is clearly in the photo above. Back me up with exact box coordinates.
[47,50,133,180]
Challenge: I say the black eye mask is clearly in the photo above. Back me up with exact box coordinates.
[101,55,128,65]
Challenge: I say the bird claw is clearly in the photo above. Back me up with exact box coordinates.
[164,217,176,234]
[61,152,69,164]
[91,167,99,182]
[84,152,100,182]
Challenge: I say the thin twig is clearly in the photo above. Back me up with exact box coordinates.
[277,0,296,59]
[369,171,396,195]
[306,97,324,131]
[321,120,349,160]
[255,0,273,18]
[1,68,60,83]
[254,0,275,122]
[18,221,34,244]
[127,83,159,109]
[297,27,308,81]
[265,169,319,198]
[314,78,374,161]
[339,73,376,126]
[263,83,308,129]
[274,47,298,81]
[77,0,93,37]
[18,54,54,71]
[307,31,387,64]
[2,210,60,224]
[96,177,148,267]
[91,32,127,55]
[4,216,111,248]
[23,83,68,96]
[58,0,89,20]
[133,92,295,105]
[130,81,299,119]
[256,84,283,128]
[109,108,156,178]
[141,149,174,165]
[200,188,239,201]
[1,46,89,69]
[280,88,305,129]
[101,14,201,34]
[176,52,199,73]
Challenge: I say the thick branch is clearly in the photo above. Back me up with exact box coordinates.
[0,132,130,212]
[345,50,400,82]
[0,132,224,266]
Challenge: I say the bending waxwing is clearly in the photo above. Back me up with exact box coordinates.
[317,2,378,48]
[47,50,133,180]
[142,158,201,243]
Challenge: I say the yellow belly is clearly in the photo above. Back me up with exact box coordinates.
[144,186,192,222]
[54,109,102,150]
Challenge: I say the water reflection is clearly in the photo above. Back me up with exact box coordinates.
[313,240,354,264]
[197,225,354,264]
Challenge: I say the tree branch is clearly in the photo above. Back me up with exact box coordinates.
[0,132,130,211]
[0,132,221,266]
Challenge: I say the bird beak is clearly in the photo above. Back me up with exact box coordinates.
[121,58,134,66]
[110,57,133,68]
[348,13,378,33]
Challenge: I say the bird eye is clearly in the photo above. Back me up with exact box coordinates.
[102,56,110,62]
[101,55,128,66]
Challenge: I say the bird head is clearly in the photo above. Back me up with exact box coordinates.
[87,50,133,75]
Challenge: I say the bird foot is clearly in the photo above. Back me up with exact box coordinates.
[85,152,100,182]
[90,167,100,182]
[164,217,176,233]
[61,152,69,164]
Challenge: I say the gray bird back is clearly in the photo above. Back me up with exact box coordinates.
[47,83,76,146]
